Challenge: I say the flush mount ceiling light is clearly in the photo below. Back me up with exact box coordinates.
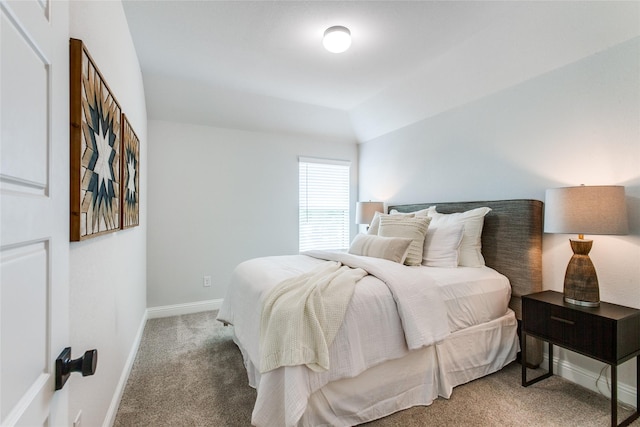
[323,26,351,53]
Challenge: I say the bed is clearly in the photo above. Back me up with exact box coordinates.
[217,199,543,426]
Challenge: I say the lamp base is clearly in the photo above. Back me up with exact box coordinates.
[563,239,600,308]
[563,296,599,308]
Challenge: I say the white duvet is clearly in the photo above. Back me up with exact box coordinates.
[217,251,509,426]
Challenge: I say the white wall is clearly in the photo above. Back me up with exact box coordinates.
[147,121,357,308]
[68,2,148,427]
[359,38,639,403]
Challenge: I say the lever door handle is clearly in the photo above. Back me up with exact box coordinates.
[55,347,98,390]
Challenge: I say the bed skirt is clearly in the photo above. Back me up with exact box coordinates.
[236,309,519,426]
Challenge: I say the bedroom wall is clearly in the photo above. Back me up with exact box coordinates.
[146,120,357,309]
[358,37,639,404]
[68,2,148,427]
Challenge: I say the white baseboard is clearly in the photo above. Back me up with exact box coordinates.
[146,299,223,319]
[546,354,637,409]
[102,310,148,427]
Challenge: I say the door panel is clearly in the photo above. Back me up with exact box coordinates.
[1,0,68,426]
[1,8,48,190]
[1,242,48,419]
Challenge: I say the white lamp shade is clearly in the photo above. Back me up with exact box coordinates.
[323,26,351,53]
[544,185,628,235]
[356,201,384,225]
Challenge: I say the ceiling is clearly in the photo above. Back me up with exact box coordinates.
[122,1,640,142]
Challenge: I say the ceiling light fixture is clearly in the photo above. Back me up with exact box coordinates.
[323,26,351,53]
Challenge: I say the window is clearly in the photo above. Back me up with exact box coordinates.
[299,157,350,252]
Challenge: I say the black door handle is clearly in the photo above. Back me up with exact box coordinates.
[55,347,98,390]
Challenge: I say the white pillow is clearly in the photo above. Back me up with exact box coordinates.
[367,211,415,235]
[378,215,431,266]
[422,223,464,268]
[348,234,413,264]
[389,207,432,217]
[428,207,491,267]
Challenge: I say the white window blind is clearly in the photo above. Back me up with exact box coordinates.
[299,157,351,252]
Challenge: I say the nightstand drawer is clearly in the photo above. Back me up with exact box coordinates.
[523,297,615,362]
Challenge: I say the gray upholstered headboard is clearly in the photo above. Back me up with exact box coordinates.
[387,199,543,320]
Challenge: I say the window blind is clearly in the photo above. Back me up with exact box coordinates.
[299,157,350,252]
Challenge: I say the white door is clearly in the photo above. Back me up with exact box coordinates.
[1,0,69,426]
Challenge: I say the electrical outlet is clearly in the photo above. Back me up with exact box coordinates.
[203,275,212,287]
[73,410,82,427]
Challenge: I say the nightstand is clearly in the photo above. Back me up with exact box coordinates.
[521,290,640,427]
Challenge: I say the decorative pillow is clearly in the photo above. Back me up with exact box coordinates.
[428,207,491,267]
[389,207,433,217]
[378,215,431,266]
[422,223,464,267]
[367,211,415,235]
[348,234,413,264]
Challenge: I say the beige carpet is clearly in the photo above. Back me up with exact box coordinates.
[114,311,638,426]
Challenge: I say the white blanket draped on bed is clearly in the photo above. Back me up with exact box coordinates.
[260,261,367,373]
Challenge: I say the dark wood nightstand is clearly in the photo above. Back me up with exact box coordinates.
[521,290,640,427]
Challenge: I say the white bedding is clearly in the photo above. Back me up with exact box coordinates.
[428,266,511,332]
[217,252,515,426]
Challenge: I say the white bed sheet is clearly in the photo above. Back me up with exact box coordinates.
[428,266,511,332]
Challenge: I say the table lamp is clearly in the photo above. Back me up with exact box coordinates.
[544,185,628,307]
[356,201,384,229]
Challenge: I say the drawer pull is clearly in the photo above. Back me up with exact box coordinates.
[550,315,575,325]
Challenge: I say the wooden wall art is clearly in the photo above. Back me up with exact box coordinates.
[70,38,122,241]
[121,114,140,229]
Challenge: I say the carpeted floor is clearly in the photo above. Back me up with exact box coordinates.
[114,311,638,426]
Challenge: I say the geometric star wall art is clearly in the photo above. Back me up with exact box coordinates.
[69,38,121,241]
[121,114,140,229]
